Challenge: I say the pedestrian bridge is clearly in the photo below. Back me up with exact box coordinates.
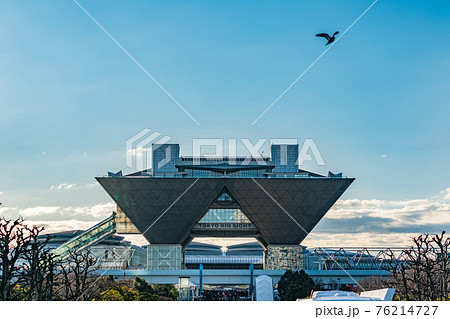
[102,268,389,287]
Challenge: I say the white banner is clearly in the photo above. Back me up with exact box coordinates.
[1,301,449,319]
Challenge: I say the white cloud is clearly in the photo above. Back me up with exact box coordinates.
[0,191,3,195]
[326,193,450,227]
[71,203,115,218]
[126,146,151,161]
[49,183,77,191]
[442,188,450,201]
[305,188,450,247]
[121,234,150,246]
[302,232,420,248]
[381,154,387,158]
[85,182,99,188]
[26,219,102,234]
[20,206,60,217]
[0,202,115,222]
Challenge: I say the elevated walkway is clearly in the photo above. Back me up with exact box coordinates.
[101,269,389,286]
[52,214,116,260]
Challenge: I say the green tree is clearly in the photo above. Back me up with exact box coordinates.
[99,286,139,301]
[134,276,154,294]
[151,284,178,300]
[277,269,315,301]
[133,277,177,300]
[136,292,159,301]
[133,276,159,300]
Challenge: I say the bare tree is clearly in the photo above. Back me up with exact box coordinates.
[1,217,102,301]
[18,227,59,300]
[382,231,450,301]
[56,250,99,300]
[433,232,450,299]
[358,276,389,291]
[0,218,35,300]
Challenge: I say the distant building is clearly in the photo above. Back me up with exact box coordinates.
[97,142,354,271]
[38,230,147,269]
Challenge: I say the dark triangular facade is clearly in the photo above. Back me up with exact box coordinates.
[96,177,353,246]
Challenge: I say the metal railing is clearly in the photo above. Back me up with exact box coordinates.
[303,247,408,271]
[102,174,339,179]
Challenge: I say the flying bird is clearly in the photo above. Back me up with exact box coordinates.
[316,31,339,45]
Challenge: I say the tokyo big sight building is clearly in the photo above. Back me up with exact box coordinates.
[97,143,353,270]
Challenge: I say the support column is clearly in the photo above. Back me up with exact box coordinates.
[264,245,304,270]
[147,244,184,270]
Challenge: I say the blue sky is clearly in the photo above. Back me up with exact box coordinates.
[0,1,449,246]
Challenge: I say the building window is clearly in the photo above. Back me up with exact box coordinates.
[198,209,251,224]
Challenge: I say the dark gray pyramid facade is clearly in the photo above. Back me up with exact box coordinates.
[96,177,353,246]
[225,178,353,245]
